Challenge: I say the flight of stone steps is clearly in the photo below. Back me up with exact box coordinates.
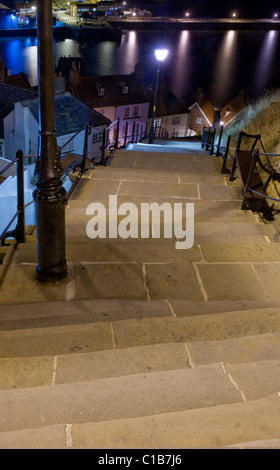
[1,142,280,449]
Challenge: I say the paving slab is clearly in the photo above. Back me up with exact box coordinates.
[227,360,280,401]
[0,299,171,331]
[0,424,66,449]
[69,178,121,203]
[71,394,280,449]
[253,263,280,300]
[194,221,270,236]
[134,157,215,173]
[196,263,267,301]
[188,332,280,365]
[0,364,242,433]
[0,322,113,358]
[144,262,204,300]
[195,234,271,245]
[65,236,201,263]
[0,356,53,390]
[201,243,280,262]
[199,184,243,200]
[55,343,190,384]
[73,263,147,300]
[170,299,279,317]
[113,308,280,348]
[119,181,199,198]
[0,265,70,304]
[89,167,180,182]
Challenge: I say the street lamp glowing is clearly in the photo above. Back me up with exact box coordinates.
[148,49,169,144]
[155,49,168,61]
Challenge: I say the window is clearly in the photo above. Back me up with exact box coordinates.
[122,86,129,94]
[196,117,203,124]
[154,118,162,127]
[98,87,105,97]
[134,105,140,117]
[92,132,103,143]
[60,136,74,153]
[124,106,130,118]
[172,116,180,125]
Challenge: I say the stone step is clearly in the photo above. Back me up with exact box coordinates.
[0,359,279,444]
[0,299,171,330]
[1,332,279,391]
[1,307,280,358]
[107,150,221,173]
[89,165,229,186]
[1,393,279,449]
[1,358,279,433]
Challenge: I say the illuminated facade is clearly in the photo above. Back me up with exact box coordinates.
[71,1,123,17]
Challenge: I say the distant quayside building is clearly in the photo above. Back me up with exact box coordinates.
[71,1,123,17]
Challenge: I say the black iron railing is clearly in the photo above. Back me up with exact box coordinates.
[202,125,233,175]
[0,150,25,246]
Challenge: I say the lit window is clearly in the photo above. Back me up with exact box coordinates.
[196,117,203,124]
[122,86,129,94]
[154,118,162,127]
[98,87,105,96]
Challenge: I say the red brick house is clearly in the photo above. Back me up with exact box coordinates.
[185,89,215,135]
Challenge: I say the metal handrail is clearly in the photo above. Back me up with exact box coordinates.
[0,150,25,246]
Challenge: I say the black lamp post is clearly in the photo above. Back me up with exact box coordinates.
[33,0,67,282]
[148,49,168,144]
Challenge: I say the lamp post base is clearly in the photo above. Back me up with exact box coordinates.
[33,181,67,282]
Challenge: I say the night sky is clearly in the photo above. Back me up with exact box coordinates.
[2,1,280,18]
[136,0,280,18]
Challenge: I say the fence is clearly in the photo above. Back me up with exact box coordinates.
[0,150,26,246]
[201,125,232,174]
[99,118,146,165]
[0,118,148,245]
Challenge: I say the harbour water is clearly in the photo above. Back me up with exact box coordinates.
[1,27,280,107]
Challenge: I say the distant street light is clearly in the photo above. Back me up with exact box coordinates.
[148,49,168,144]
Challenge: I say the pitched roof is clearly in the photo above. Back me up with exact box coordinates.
[20,92,111,136]
[0,83,37,138]
[185,89,215,125]
[72,73,149,108]
[146,82,189,118]
[0,82,37,105]
[4,72,33,90]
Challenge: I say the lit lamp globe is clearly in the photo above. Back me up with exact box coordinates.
[155,49,169,62]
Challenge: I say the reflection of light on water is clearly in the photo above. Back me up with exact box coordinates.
[253,30,278,95]
[22,38,37,86]
[122,30,139,72]
[170,30,190,99]
[96,42,116,75]
[54,39,81,67]
[211,30,237,104]
[4,39,22,75]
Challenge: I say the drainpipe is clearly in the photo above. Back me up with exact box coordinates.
[33,0,67,281]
